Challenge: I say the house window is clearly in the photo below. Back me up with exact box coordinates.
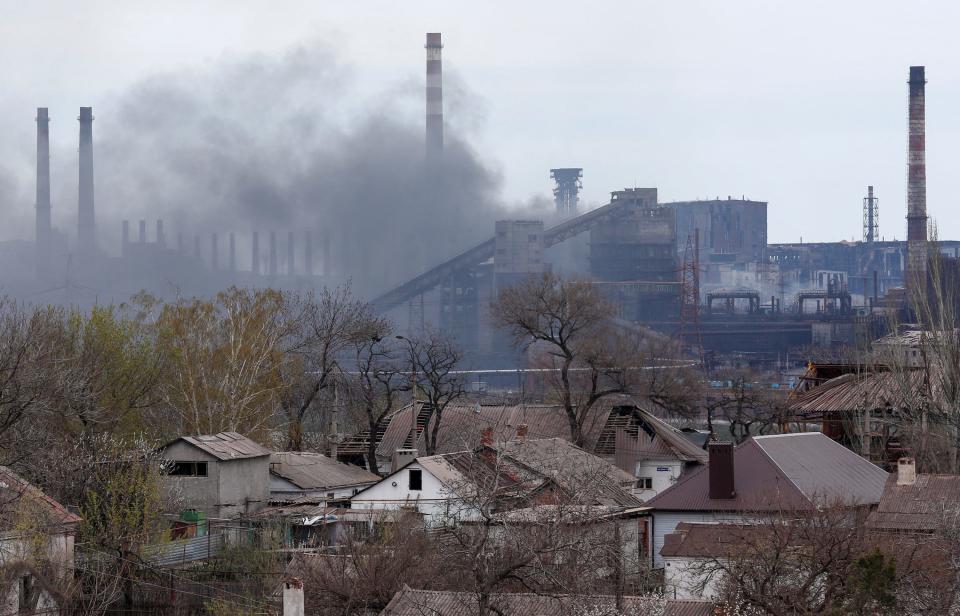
[409,469,423,491]
[636,477,653,490]
[169,462,208,477]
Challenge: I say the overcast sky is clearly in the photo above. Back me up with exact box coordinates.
[0,0,957,244]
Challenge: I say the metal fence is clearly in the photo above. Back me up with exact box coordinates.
[140,533,226,567]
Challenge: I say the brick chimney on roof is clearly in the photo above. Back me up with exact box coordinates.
[708,441,736,499]
[897,457,917,486]
[516,424,528,442]
[480,427,494,447]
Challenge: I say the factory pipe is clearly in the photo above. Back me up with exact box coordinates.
[425,33,443,160]
[78,107,96,254]
[906,66,928,293]
[35,108,51,274]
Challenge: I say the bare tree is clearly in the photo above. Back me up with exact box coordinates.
[397,329,465,456]
[703,370,786,443]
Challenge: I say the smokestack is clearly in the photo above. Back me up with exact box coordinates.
[322,229,331,277]
[287,231,295,276]
[305,231,314,276]
[211,233,219,270]
[156,220,165,247]
[138,220,146,243]
[193,235,200,260]
[269,231,278,276]
[425,33,443,160]
[252,231,260,275]
[177,233,184,256]
[863,185,878,243]
[708,441,736,499]
[906,66,928,292]
[78,107,96,254]
[35,108,51,275]
[229,233,236,272]
[121,220,130,256]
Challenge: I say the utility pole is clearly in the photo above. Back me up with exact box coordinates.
[329,368,339,459]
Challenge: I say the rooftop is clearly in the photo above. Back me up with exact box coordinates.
[270,452,379,492]
[0,466,80,531]
[166,431,271,461]
[866,472,960,531]
[645,432,888,512]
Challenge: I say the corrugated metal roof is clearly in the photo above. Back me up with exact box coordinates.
[174,432,272,461]
[635,408,709,464]
[866,473,960,531]
[788,369,930,416]
[661,522,767,558]
[270,452,379,491]
[380,588,715,616]
[645,433,887,512]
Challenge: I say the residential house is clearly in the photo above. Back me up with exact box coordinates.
[661,522,757,600]
[269,452,379,504]
[337,400,705,488]
[865,457,960,533]
[351,437,642,525]
[380,587,716,616]
[0,466,80,615]
[160,432,271,519]
[645,432,888,567]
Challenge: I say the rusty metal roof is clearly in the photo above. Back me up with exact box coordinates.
[380,588,715,616]
[173,431,272,461]
[270,452,379,491]
[788,368,932,416]
[645,432,888,512]
[0,466,80,529]
[866,473,960,531]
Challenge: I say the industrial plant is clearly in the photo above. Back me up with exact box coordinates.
[4,35,955,373]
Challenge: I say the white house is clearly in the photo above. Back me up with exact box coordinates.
[645,433,888,568]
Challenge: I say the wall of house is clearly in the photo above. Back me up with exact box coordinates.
[663,555,723,600]
[161,442,221,518]
[651,512,747,568]
[217,456,270,517]
[634,460,683,500]
[351,463,468,525]
[0,531,75,614]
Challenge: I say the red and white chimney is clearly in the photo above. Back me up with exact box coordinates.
[425,33,443,161]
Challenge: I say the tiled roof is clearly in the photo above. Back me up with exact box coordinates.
[0,466,80,529]
[866,473,960,531]
[380,588,715,616]
[645,432,888,512]
[170,432,271,461]
[270,452,379,491]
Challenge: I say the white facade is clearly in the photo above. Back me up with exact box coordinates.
[0,532,75,614]
[633,459,682,501]
[663,555,724,600]
[350,462,476,525]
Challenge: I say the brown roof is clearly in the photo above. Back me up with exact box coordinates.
[660,522,764,558]
[645,433,888,512]
[865,473,960,531]
[170,432,271,461]
[270,452,379,491]
[375,402,615,459]
[788,368,930,417]
[0,466,81,530]
[380,588,715,616]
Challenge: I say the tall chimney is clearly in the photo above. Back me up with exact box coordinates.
[322,229,331,277]
[863,185,878,243]
[156,220,165,247]
[121,220,130,256]
[138,220,146,243]
[77,107,96,254]
[287,231,295,276]
[229,233,236,272]
[906,66,927,293]
[425,33,443,160]
[177,233,184,256]
[193,235,200,260]
[708,442,736,499]
[252,231,260,275]
[35,108,51,275]
[269,231,278,276]
[211,233,219,270]
[305,231,314,276]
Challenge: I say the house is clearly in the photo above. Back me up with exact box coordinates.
[0,466,80,615]
[351,437,642,525]
[337,401,705,485]
[865,456,960,532]
[269,452,379,504]
[380,587,716,616]
[645,432,888,567]
[661,522,757,600]
[160,432,271,518]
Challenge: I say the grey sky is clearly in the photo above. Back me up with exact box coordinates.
[0,0,957,244]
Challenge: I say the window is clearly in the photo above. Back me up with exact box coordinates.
[409,469,423,491]
[636,477,653,490]
[169,462,208,477]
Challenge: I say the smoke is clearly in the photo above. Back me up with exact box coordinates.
[49,42,518,298]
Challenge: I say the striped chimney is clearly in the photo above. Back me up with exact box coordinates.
[425,33,443,160]
[906,66,927,293]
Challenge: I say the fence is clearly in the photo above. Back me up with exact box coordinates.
[141,532,226,567]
